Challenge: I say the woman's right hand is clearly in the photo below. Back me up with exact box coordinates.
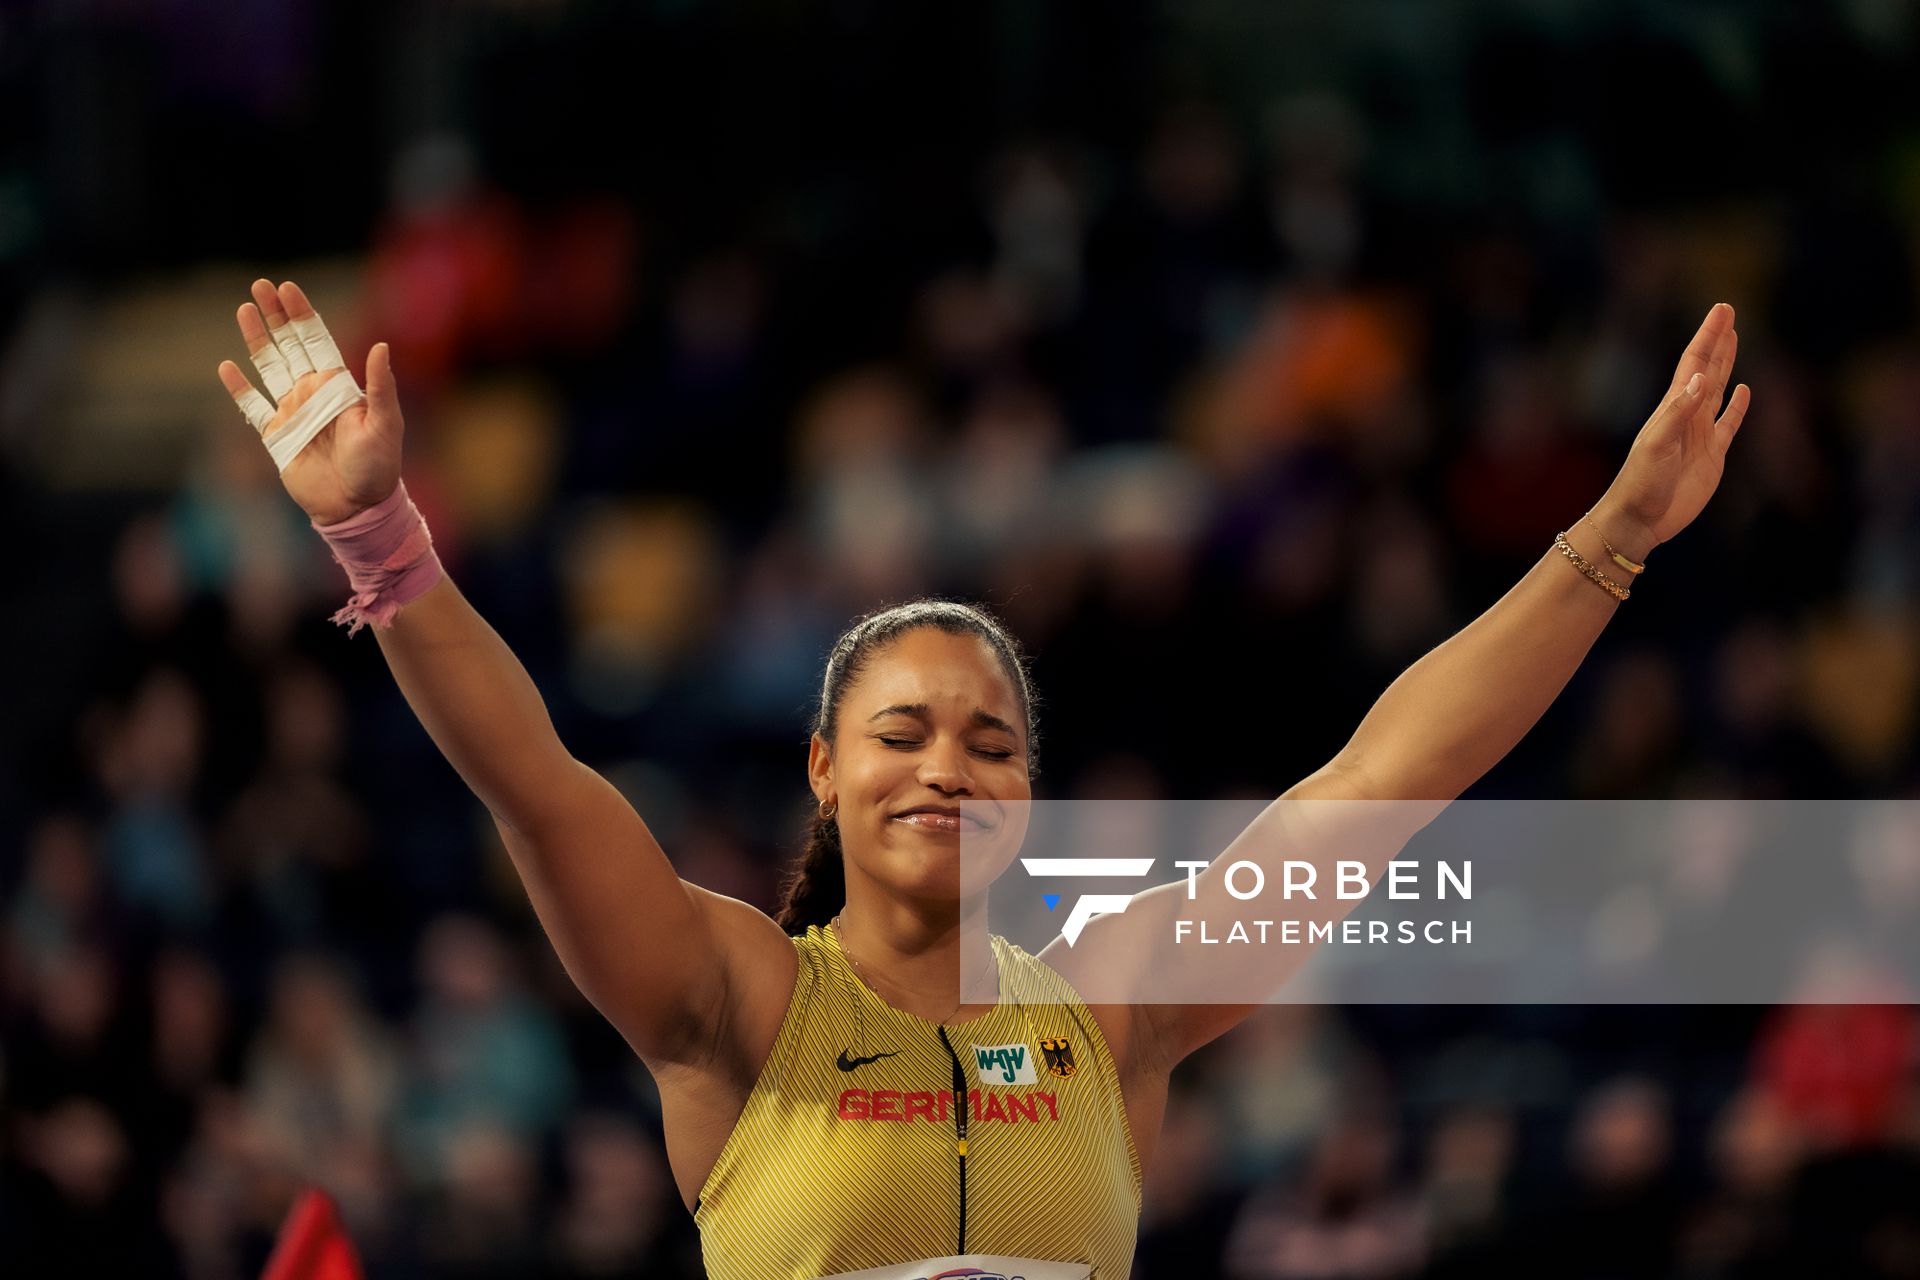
[217,279,404,525]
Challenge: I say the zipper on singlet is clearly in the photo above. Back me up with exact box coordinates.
[935,1023,968,1255]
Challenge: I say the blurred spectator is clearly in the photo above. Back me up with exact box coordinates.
[243,954,400,1223]
[143,947,241,1171]
[547,1111,693,1279]
[398,916,574,1185]
[1420,1106,1518,1279]
[1679,1089,1802,1280]
[94,667,213,928]
[1200,1004,1358,1184]
[411,1122,542,1279]
[7,941,140,1115]
[1224,1110,1427,1279]
[11,1095,175,1274]
[161,1091,290,1280]
[1534,1076,1683,1280]
[217,661,372,946]
[1135,1083,1244,1279]
[6,812,121,970]
[1568,651,1688,798]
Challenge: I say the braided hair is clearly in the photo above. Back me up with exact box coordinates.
[775,599,1039,935]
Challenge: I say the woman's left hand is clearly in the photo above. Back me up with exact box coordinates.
[1591,302,1752,559]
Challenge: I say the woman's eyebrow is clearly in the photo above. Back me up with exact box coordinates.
[865,703,1019,737]
[970,709,1019,737]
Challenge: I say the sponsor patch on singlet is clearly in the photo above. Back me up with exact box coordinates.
[816,1253,1091,1279]
[973,1042,1037,1085]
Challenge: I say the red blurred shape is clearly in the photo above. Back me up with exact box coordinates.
[1753,1003,1920,1149]
[368,193,529,389]
[525,199,639,353]
[259,1189,364,1280]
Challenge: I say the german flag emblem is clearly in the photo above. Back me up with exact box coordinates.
[1039,1037,1077,1078]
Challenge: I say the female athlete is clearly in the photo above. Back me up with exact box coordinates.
[218,278,1749,1279]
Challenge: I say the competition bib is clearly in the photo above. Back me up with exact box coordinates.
[818,1255,1092,1280]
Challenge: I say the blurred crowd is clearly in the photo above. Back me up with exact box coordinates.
[5,1,1920,1276]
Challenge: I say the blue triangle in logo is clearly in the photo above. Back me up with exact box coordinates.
[1042,893,1061,912]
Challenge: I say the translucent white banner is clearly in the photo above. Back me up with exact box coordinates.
[956,800,1920,1004]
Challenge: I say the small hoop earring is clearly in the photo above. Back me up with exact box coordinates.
[819,800,838,820]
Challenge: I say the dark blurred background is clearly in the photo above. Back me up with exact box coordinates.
[4,0,1920,1275]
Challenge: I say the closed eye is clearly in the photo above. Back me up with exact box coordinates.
[874,734,1016,761]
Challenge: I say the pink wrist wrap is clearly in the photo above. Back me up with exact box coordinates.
[312,481,445,636]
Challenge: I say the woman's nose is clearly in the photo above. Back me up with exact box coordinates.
[917,742,973,794]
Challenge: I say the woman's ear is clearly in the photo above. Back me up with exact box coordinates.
[807,732,834,807]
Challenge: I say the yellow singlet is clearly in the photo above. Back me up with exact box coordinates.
[694,923,1143,1279]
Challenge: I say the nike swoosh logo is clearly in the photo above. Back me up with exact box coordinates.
[836,1049,901,1072]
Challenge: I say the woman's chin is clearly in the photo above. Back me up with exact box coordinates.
[862,822,1021,903]
[888,826,1027,892]
[873,841,962,898]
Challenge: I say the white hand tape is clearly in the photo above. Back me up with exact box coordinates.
[250,336,297,398]
[269,318,316,380]
[235,386,277,434]
[262,368,366,472]
[230,308,367,469]
[291,312,347,372]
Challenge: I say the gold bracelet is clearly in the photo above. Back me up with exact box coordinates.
[1582,513,1646,575]
[1554,532,1631,601]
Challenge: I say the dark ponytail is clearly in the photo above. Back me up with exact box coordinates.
[774,598,1038,935]
[776,809,848,935]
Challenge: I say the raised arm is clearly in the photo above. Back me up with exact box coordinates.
[1323,303,1749,803]
[216,279,793,1069]
[1055,303,1753,1071]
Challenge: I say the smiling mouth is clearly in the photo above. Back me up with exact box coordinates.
[891,808,991,833]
